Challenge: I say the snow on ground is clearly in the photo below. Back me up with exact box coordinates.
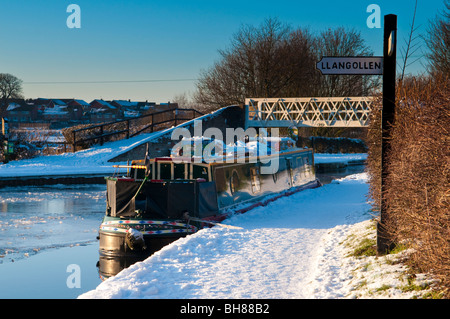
[334,220,437,299]
[0,132,159,177]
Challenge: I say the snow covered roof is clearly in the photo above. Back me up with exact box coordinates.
[113,100,139,107]
[123,111,141,117]
[91,99,116,109]
[51,99,67,106]
[75,100,89,105]
[6,102,21,111]
[69,99,90,106]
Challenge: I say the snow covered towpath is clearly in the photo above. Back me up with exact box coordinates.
[79,173,371,299]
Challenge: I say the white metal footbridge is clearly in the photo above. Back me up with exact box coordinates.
[245,97,373,128]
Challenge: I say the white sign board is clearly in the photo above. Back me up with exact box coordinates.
[316,56,383,75]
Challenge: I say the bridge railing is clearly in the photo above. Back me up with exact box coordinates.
[71,108,203,152]
[245,97,373,128]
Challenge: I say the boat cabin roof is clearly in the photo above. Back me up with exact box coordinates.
[112,136,310,182]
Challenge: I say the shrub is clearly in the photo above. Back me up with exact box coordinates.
[366,74,449,297]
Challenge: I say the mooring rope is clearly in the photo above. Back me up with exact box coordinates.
[102,219,195,228]
[100,225,197,235]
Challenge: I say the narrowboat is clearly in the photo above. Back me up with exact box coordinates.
[98,137,321,257]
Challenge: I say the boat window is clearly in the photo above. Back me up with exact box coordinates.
[174,163,186,179]
[230,170,240,194]
[296,156,303,169]
[134,167,146,180]
[159,162,172,179]
[213,167,227,192]
[193,164,209,180]
[305,156,312,177]
[250,167,261,193]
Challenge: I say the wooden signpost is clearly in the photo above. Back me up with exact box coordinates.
[378,14,397,254]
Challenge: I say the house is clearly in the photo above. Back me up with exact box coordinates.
[27,98,48,114]
[110,100,138,109]
[90,99,116,109]
[89,107,119,123]
[89,99,120,123]
[6,100,38,123]
[3,97,177,127]
[110,100,155,109]
[47,99,67,108]
[28,99,69,123]
[67,99,90,109]
[110,100,156,118]
[61,99,90,121]
[41,104,70,122]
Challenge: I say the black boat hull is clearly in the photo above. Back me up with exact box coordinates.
[99,229,183,257]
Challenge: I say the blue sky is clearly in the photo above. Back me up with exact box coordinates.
[0,0,446,103]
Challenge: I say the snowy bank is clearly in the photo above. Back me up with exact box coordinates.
[79,173,373,299]
[0,132,162,178]
[334,219,438,299]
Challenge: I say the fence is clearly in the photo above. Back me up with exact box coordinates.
[71,108,203,152]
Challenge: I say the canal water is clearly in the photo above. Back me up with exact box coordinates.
[0,165,365,299]
[0,184,105,298]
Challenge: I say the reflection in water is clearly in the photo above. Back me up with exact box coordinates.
[316,165,366,185]
[96,236,178,280]
[97,250,160,280]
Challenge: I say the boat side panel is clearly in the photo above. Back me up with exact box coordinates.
[212,149,315,211]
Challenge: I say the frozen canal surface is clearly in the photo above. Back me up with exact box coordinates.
[0,184,106,298]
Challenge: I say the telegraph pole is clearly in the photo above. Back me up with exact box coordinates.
[377,14,397,255]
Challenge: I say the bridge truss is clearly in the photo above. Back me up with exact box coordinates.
[245,97,373,128]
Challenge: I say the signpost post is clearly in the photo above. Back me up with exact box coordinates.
[378,14,397,255]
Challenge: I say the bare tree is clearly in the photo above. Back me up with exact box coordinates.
[424,0,450,76]
[399,0,421,81]
[194,19,378,112]
[0,73,24,117]
[194,18,317,111]
[172,92,194,108]
[313,27,380,97]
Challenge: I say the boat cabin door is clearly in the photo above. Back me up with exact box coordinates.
[285,157,294,187]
